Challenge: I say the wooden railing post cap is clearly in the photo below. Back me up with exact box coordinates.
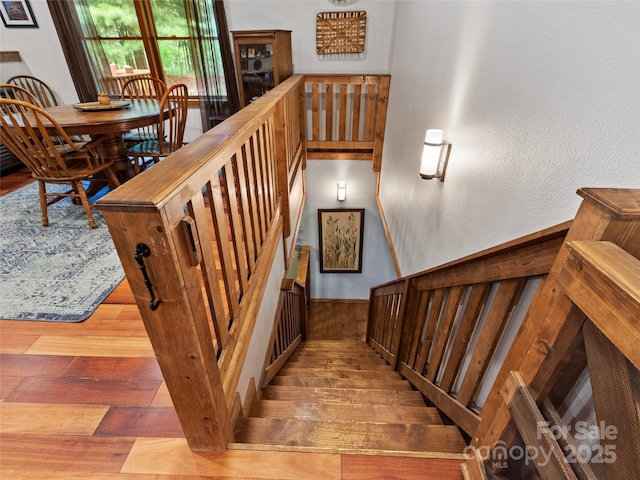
[577,188,640,219]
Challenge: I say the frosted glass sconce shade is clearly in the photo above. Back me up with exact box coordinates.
[420,129,451,182]
[337,181,347,201]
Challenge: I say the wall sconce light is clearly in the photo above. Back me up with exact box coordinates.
[337,181,347,201]
[420,129,452,182]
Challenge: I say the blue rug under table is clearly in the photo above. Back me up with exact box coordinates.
[0,182,125,322]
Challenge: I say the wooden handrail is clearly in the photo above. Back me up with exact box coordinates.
[96,75,306,451]
[367,221,571,435]
[558,240,640,370]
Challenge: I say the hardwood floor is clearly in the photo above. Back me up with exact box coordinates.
[0,167,465,479]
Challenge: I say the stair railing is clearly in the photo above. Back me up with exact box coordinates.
[368,188,640,447]
[95,72,394,452]
[260,246,310,387]
[368,221,570,436]
[303,74,390,171]
[463,238,640,479]
[96,75,306,451]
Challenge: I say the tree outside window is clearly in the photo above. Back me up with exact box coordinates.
[49,0,238,131]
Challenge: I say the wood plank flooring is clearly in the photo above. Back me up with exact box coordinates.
[0,167,466,479]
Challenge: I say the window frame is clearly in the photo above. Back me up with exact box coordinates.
[87,0,216,100]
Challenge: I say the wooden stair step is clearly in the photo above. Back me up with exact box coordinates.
[270,375,412,390]
[288,353,384,367]
[277,366,403,380]
[234,417,466,453]
[249,400,444,424]
[283,359,392,370]
[290,350,385,360]
[261,385,426,406]
[296,341,375,351]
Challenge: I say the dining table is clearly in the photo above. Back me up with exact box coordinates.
[40,99,164,181]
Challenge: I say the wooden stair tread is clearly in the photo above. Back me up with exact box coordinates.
[291,349,384,360]
[234,417,466,453]
[261,385,426,406]
[250,400,444,424]
[237,340,464,455]
[295,341,375,351]
[277,366,403,380]
[288,353,384,368]
[283,360,392,370]
[270,375,412,390]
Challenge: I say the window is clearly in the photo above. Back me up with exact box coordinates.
[87,0,210,96]
[49,0,239,131]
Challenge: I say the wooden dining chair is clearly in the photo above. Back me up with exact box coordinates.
[0,83,44,109]
[127,83,189,174]
[4,77,88,145]
[120,76,167,146]
[0,99,121,229]
[7,75,60,108]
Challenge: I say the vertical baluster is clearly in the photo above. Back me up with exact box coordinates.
[425,286,465,382]
[325,83,334,141]
[456,279,525,407]
[234,146,257,273]
[351,84,361,142]
[338,84,347,142]
[415,289,446,375]
[439,284,490,392]
[222,160,249,294]
[364,83,376,142]
[187,193,229,348]
[311,82,320,141]
[206,175,240,320]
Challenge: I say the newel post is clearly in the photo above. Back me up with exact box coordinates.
[98,204,234,451]
[473,188,640,449]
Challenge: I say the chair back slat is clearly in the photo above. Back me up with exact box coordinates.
[120,77,166,101]
[0,83,44,109]
[7,75,59,108]
[120,77,167,143]
[159,83,189,155]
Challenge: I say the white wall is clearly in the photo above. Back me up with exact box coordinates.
[236,239,286,404]
[225,0,395,74]
[299,160,397,299]
[0,0,77,103]
[380,1,640,276]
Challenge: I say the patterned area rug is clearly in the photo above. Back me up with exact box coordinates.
[0,182,125,322]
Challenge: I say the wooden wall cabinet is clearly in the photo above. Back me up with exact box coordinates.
[232,30,293,107]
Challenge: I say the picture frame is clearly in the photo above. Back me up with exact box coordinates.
[0,0,38,28]
[318,208,365,273]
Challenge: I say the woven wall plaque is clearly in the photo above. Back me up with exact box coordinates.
[316,11,367,55]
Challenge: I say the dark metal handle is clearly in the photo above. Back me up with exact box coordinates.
[134,243,161,311]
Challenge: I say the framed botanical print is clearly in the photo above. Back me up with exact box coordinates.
[0,0,38,28]
[318,208,364,273]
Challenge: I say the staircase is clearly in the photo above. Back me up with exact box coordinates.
[234,340,467,454]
